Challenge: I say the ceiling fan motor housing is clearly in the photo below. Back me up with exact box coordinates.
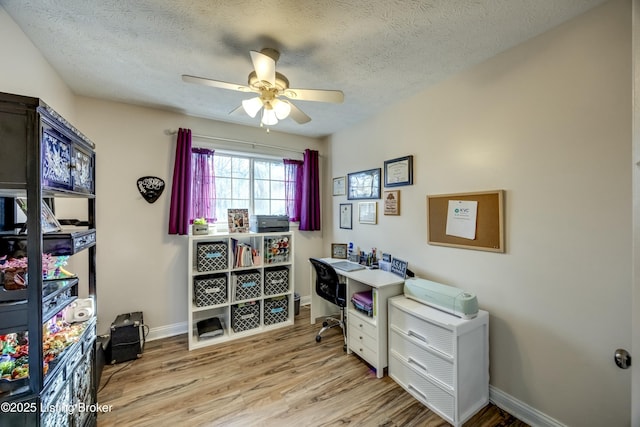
[248,71,289,92]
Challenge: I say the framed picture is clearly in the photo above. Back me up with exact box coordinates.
[347,168,381,200]
[333,176,346,196]
[358,202,377,224]
[331,243,348,259]
[227,208,249,233]
[384,155,413,187]
[339,203,352,229]
[383,190,400,215]
[16,198,62,233]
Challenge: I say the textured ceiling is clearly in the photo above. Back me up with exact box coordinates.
[1,0,607,138]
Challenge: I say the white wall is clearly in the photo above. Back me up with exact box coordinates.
[0,5,324,338]
[0,7,76,120]
[326,1,631,426]
[73,98,323,337]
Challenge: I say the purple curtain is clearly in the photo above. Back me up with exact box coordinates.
[168,128,192,235]
[300,149,321,231]
[191,148,216,222]
[284,159,303,222]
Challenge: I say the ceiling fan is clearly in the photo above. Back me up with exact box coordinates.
[182,48,344,127]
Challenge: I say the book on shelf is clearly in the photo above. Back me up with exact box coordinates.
[196,317,224,339]
[232,241,259,268]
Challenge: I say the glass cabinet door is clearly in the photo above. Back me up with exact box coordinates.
[72,146,94,194]
[42,129,72,191]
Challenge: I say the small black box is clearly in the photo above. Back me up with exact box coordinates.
[109,312,145,364]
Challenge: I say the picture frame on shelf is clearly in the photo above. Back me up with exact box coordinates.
[331,243,348,259]
[340,203,352,229]
[16,197,62,233]
[347,168,381,200]
[384,155,413,187]
[383,190,400,215]
[227,208,249,233]
[358,202,377,224]
[333,176,346,196]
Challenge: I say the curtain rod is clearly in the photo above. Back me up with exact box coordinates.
[165,129,305,155]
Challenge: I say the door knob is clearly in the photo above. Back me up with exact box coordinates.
[614,349,631,369]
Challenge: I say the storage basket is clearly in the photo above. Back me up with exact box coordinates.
[263,296,289,326]
[196,241,228,272]
[194,274,227,307]
[231,301,260,332]
[234,270,261,301]
[263,267,289,296]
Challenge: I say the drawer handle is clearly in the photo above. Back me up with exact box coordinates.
[407,356,428,373]
[408,329,428,343]
[408,384,428,401]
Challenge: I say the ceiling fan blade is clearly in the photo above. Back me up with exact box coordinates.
[250,50,276,87]
[283,88,344,103]
[229,105,245,116]
[287,102,311,124]
[182,74,254,93]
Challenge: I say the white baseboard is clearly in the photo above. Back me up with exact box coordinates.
[490,385,566,427]
[145,296,311,342]
[146,321,187,342]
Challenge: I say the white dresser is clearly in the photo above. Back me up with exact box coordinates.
[388,296,489,427]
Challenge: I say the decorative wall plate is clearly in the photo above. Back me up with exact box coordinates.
[137,176,165,203]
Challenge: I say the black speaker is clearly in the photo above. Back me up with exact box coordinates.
[108,312,145,364]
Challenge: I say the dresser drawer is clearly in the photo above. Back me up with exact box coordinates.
[389,352,455,423]
[349,310,377,338]
[389,326,454,388]
[389,303,454,356]
[349,333,378,366]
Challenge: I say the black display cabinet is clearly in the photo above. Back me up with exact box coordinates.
[0,91,97,426]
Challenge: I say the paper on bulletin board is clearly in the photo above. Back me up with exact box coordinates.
[445,200,478,240]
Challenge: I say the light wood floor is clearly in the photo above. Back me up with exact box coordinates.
[97,306,528,427]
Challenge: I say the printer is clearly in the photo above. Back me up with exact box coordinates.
[250,215,289,233]
[403,277,478,319]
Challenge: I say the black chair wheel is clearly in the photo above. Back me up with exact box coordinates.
[322,321,328,327]
[316,335,322,343]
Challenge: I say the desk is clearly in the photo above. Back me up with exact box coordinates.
[310,258,404,378]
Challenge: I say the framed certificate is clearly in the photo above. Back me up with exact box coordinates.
[339,203,352,229]
[333,176,346,196]
[383,190,400,215]
[358,202,377,224]
[384,155,413,187]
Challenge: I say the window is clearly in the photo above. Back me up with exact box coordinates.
[211,153,287,223]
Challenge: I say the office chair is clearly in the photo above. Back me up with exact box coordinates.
[309,258,347,351]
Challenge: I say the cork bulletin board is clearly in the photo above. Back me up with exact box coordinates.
[427,190,505,253]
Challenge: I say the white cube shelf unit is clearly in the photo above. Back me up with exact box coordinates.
[187,231,294,350]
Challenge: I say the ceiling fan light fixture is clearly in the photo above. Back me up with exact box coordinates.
[261,107,278,126]
[242,96,263,118]
[183,48,343,128]
[273,99,291,120]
